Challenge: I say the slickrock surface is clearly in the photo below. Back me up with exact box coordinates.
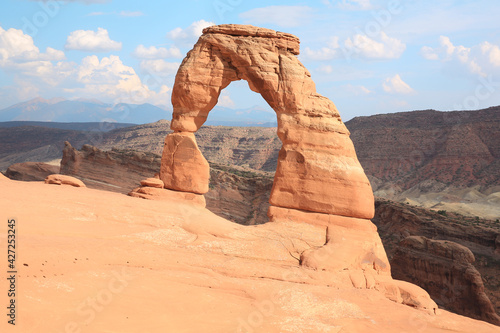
[164,24,373,219]
[45,174,86,187]
[1,180,499,333]
[128,186,206,208]
[5,162,59,181]
[392,236,500,326]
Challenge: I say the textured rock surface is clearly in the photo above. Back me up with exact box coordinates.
[392,236,500,325]
[160,132,209,194]
[5,162,59,181]
[45,174,86,187]
[164,24,373,218]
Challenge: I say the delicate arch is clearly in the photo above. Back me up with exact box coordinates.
[161,24,374,219]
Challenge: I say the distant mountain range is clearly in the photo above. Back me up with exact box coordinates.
[0,97,277,126]
[2,104,498,219]
[0,121,136,132]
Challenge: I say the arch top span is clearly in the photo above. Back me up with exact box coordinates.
[162,24,374,220]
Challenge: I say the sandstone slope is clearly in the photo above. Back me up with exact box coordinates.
[1,179,499,333]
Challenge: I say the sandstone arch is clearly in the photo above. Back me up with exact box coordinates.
[161,24,374,220]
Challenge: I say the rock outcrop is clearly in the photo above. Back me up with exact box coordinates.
[45,174,86,187]
[392,236,500,325]
[372,199,500,322]
[164,24,374,219]
[60,141,162,193]
[5,162,59,181]
[159,23,435,312]
[160,132,209,194]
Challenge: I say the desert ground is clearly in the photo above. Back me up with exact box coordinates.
[1,176,499,332]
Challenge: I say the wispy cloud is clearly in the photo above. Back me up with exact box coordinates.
[167,20,214,45]
[421,36,500,77]
[304,32,405,61]
[132,45,182,59]
[383,74,415,94]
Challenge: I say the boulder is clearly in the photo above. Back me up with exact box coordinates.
[5,162,59,181]
[45,174,86,187]
[140,178,164,188]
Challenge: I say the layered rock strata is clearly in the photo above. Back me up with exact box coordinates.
[392,236,500,325]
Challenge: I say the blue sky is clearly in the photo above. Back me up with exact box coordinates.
[0,0,499,121]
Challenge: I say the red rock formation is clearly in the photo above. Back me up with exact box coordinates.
[45,174,86,187]
[60,142,162,193]
[163,24,373,219]
[5,162,59,181]
[160,23,435,312]
[160,132,209,194]
[392,236,500,325]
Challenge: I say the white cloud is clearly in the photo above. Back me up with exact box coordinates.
[132,45,182,59]
[304,32,405,61]
[217,91,235,108]
[167,20,214,44]
[65,55,172,105]
[344,84,371,95]
[317,65,333,74]
[0,26,69,87]
[239,6,314,28]
[1,25,171,106]
[0,27,65,64]
[344,32,406,60]
[65,28,122,52]
[139,59,180,77]
[337,0,373,10]
[75,55,149,101]
[383,74,415,94]
[420,46,439,60]
[421,36,500,77]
